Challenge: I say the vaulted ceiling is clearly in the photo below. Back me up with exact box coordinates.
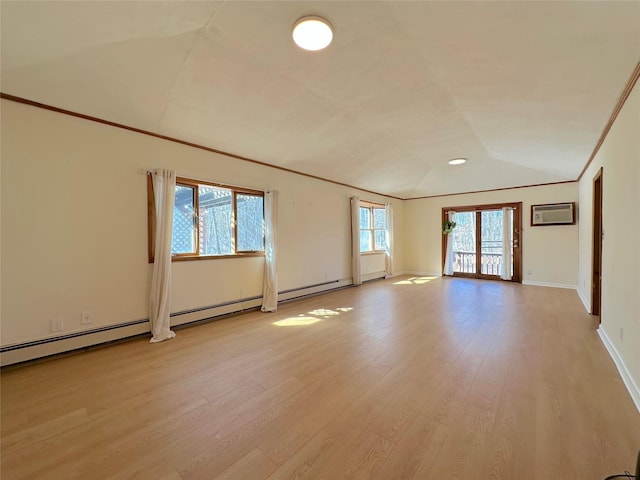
[2,1,639,198]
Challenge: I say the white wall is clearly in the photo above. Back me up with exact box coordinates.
[0,100,404,350]
[403,183,579,286]
[360,253,386,280]
[578,81,640,399]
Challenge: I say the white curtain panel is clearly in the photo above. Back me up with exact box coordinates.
[261,190,278,312]
[443,211,456,276]
[149,169,177,343]
[501,207,513,281]
[350,196,362,286]
[385,203,394,277]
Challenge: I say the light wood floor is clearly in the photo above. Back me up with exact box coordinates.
[2,276,639,480]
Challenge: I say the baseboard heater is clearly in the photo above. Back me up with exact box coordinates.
[0,278,353,366]
[362,271,386,283]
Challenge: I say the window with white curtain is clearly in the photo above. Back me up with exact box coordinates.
[148,176,265,261]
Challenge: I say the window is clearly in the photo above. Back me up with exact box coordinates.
[148,176,264,261]
[360,204,386,253]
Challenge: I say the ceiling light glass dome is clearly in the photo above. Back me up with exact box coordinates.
[292,16,333,51]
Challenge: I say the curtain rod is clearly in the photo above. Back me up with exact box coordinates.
[138,168,268,193]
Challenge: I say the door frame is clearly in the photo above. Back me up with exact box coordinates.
[591,168,603,318]
[442,202,523,282]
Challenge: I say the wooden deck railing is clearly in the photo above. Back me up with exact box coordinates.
[453,251,503,276]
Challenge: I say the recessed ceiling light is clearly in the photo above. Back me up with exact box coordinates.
[292,16,333,51]
[448,158,467,165]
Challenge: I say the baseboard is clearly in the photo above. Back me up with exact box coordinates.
[384,272,405,279]
[522,280,577,290]
[362,271,386,282]
[0,278,353,367]
[576,287,591,314]
[598,327,640,414]
[278,278,352,302]
[0,322,151,367]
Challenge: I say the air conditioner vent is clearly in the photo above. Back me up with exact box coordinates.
[531,203,575,226]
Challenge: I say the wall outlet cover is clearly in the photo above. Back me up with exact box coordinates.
[81,311,93,325]
[50,318,64,332]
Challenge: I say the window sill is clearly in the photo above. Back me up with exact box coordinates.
[360,251,386,256]
[171,252,265,262]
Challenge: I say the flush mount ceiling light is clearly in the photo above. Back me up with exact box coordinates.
[292,16,333,51]
[448,158,467,165]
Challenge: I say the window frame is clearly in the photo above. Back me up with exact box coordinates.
[147,175,265,263]
[359,201,386,254]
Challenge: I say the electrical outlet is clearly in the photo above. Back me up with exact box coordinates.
[81,311,93,325]
[620,327,624,342]
[527,268,532,275]
[240,288,246,299]
[50,318,64,332]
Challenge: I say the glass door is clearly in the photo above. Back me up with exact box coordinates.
[450,211,476,276]
[444,203,521,282]
[479,209,505,279]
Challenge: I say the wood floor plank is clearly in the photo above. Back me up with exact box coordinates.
[422,404,497,480]
[260,349,436,478]
[2,276,639,480]
[479,389,537,480]
[320,428,394,480]
[263,430,337,480]
[373,414,450,480]
[214,448,278,480]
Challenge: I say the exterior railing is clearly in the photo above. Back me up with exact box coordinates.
[453,251,503,276]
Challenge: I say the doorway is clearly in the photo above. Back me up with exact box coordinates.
[591,168,603,319]
[442,202,522,282]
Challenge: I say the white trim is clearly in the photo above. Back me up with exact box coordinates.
[277,278,352,302]
[577,287,591,313]
[171,298,264,326]
[1,322,150,366]
[598,327,640,414]
[384,271,413,279]
[362,271,386,282]
[522,280,577,289]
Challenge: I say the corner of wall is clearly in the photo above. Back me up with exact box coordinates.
[598,327,640,414]
[576,286,591,313]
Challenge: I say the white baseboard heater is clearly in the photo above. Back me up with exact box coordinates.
[0,278,353,366]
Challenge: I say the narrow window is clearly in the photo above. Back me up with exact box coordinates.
[359,203,386,253]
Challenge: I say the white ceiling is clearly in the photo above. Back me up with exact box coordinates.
[2,1,639,198]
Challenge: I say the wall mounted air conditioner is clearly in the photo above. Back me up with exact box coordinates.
[531,202,576,226]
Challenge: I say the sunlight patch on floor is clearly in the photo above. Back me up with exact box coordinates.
[308,309,340,317]
[273,316,322,327]
[393,276,437,285]
[273,306,355,326]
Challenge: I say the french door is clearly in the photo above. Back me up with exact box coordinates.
[442,202,522,282]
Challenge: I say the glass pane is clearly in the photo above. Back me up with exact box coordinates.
[199,186,233,255]
[359,207,370,229]
[373,208,386,229]
[374,230,386,251]
[360,230,372,252]
[237,194,264,251]
[172,185,196,254]
[507,209,514,277]
[451,212,475,274]
[481,210,503,276]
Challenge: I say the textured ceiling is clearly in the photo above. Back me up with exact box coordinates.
[2,1,639,198]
